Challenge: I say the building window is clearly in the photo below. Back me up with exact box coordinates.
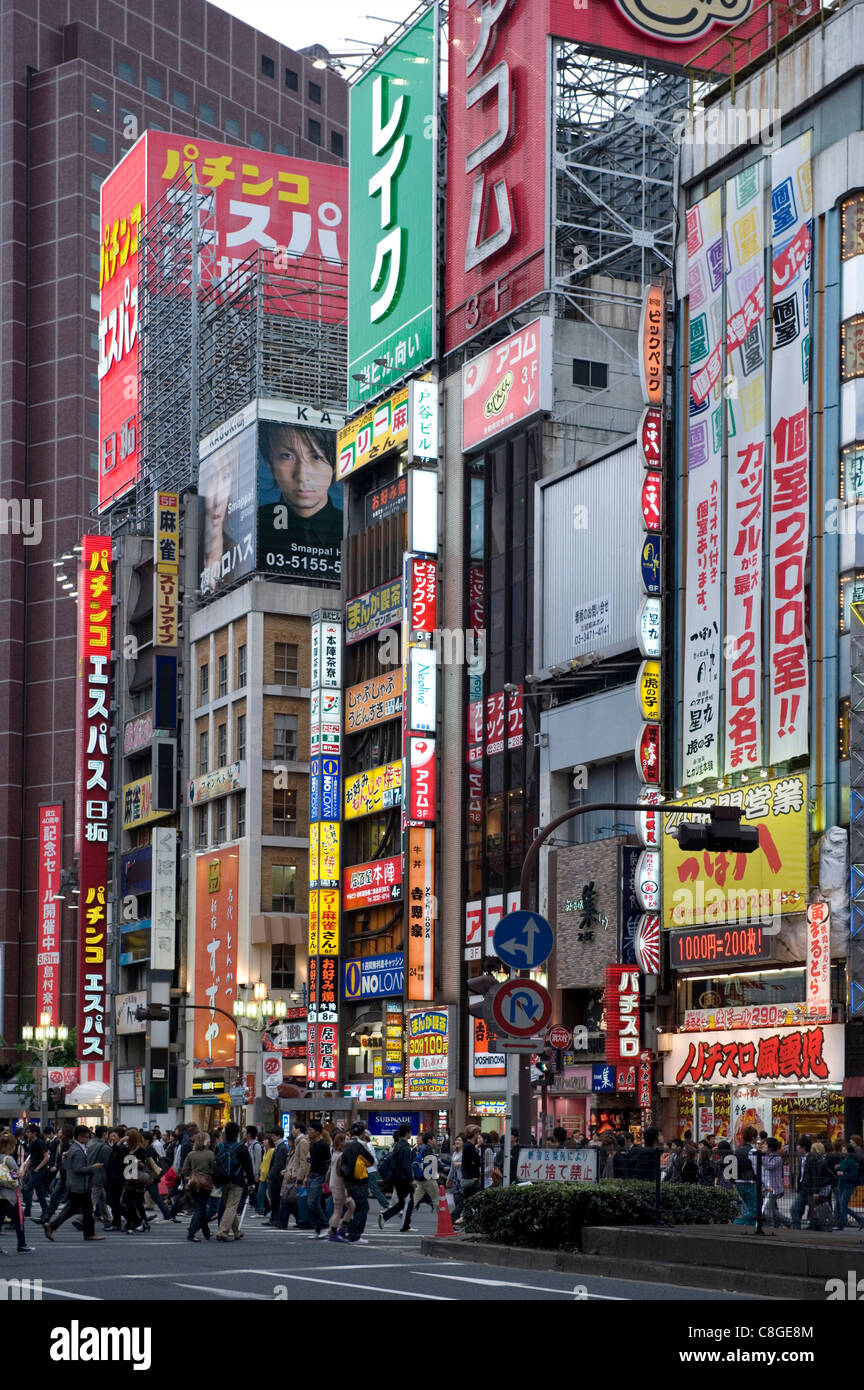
[273,714,298,763]
[285,67,298,91]
[197,806,208,849]
[90,171,103,192]
[234,792,246,839]
[308,119,322,146]
[217,723,227,767]
[271,865,296,913]
[90,91,109,115]
[199,663,209,704]
[309,81,321,104]
[90,132,108,154]
[274,642,299,685]
[250,130,266,149]
[89,330,99,349]
[88,411,99,433]
[330,130,344,158]
[199,730,209,775]
[173,89,190,112]
[145,75,164,100]
[200,103,216,125]
[236,713,247,763]
[225,116,241,139]
[572,358,608,390]
[273,788,297,836]
[271,943,296,989]
[237,644,247,688]
[89,453,98,472]
[275,141,291,157]
[117,60,136,84]
[215,799,227,845]
[261,55,275,78]
[218,654,228,698]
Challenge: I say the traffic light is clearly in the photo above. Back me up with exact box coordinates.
[534,1044,556,1087]
[676,805,759,854]
[134,1004,171,1023]
[467,974,503,1028]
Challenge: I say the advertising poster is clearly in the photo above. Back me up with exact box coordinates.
[257,419,343,583]
[683,188,724,783]
[461,319,553,451]
[344,760,403,819]
[662,774,807,928]
[406,1007,449,1096]
[667,1025,843,1086]
[343,855,402,910]
[37,804,63,1025]
[724,160,767,773]
[407,827,435,1001]
[76,537,112,1062]
[769,132,812,764]
[348,6,437,400]
[193,850,239,1068]
[198,415,257,597]
[345,671,403,734]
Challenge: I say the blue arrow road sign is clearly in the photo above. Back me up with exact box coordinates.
[493,910,554,970]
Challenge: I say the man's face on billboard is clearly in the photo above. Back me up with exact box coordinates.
[265,427,332,518]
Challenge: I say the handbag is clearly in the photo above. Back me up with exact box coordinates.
[0,1158,19,1190]
[189,1171,214,1196]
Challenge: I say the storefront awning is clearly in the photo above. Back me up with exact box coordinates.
[65,1081,110,1105]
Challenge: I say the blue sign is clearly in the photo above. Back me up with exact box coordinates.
[592,1063,616,1093]
[641,536,661,596]
[342,953,405,1001]
[281,1112,292,1138]
[311,755,342,824]
[385,1062,402,1075]
[493,911,554,970]
[365,1112,419,1137]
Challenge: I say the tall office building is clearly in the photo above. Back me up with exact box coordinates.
[0,0,347,1056]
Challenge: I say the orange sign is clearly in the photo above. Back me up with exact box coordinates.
[193,850,239,1068]
[639,284,664,407]
[345,670,403,734]
[407,827,435,1001]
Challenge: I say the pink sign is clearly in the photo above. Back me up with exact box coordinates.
[37,804,63,1025]
[461,318,552,452]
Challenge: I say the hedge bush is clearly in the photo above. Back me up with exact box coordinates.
[462,1180,738,1250]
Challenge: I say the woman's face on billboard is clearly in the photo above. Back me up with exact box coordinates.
[204,451,234,542]
[266,427,332,517]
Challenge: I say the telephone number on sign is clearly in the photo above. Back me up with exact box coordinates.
[265,553,341,575]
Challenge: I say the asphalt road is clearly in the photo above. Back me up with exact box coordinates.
[1,1201,765,1302]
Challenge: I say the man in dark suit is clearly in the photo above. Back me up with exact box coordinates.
[44,1125,105,1242]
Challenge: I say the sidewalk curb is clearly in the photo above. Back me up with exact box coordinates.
[419,1234,840,1299]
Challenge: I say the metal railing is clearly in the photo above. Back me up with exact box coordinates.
[686,0,843,110]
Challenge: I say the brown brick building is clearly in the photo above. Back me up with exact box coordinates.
[0,0,346,1054]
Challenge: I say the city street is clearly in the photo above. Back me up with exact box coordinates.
[6,1209,764,1302]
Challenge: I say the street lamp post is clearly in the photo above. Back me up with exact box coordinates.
[515,801,760,1143]
[233,987,287,1121]
[21,1014,69,1130]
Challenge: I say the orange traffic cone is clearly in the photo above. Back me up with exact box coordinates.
[434,1182,457,1238]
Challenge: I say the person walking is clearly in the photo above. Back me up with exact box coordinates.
[267,1129,289,1226]
[446,1134,464,1208]
[140,1130,171,1223]
[214,1120,254,1242]
[86,1126,113,1229]
[182,1132,216,1242]
[244,1125,263,1219]
[21,1125,51,1220]
[413,1132,442,1216]
[118,1128,153,1233]
[305,1120,331,1240]
[257,1135,275,1216]
[278,1122,310,1230]
[663,1137,685,1182]
[327,1133,355,1242]
[379,1124,416,1233]
[453,1125,483,1222]
[791,1137,824,1230]
[733,1124,758,1224]
[836,1141,864,1231]
[760,1137,791,1228]
[43,1123,75,1224]
[341,1121,375,1244]
[0,1132,35,1254]
[42,1126,104,1242]
[363,1135,391,1213]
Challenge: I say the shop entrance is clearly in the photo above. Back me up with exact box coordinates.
[788,1111,829,1153]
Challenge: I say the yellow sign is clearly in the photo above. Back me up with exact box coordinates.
[336,386,410,481]
[308,887,340,955]
[308,890,319,956]
[344,760,403,820]
[638,660,661,722]
[662,774,808,929]
[309,821,340,889]
[122,775,169,829]
[154,491,179,571]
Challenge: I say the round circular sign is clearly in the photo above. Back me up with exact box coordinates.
[492,978,553,1038]
[547,1025,571,1050]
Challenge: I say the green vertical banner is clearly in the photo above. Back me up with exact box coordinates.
[348,4,438,407]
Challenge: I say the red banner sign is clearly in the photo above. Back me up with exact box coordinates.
[486,691,505,757]
[409,557,438,635]
[76,537,112,1063]
[636,723,660,784]
[507,686,524,749]
[461,318,552,451]
[192,850,239,1068]
[343,856,403,911]
[604,965,641,1064]
[408,737,436,825]
[445,1,548,352]
[641,472,662,531]
[37,804,63,1025]
[638,1050,653,1109]
[639,407,662,469]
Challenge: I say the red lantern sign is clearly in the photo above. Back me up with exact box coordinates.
[636,723,660,784]
[641,471,662,531]
[639,406,662,469]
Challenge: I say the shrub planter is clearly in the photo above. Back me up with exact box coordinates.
[462,1180,738,1250]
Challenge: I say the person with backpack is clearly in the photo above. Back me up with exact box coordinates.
[378,1124,416,1232]
[340,1120,376,1244]
[214,1120,254,1241]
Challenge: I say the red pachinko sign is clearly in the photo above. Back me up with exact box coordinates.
[445,0,548,352]
[99,131,348,512]
[675,1025,831,1086]
[604,964,641,1064]
[409,557,438,634]
[76,536,112,1063]
[37,804,63,1025]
